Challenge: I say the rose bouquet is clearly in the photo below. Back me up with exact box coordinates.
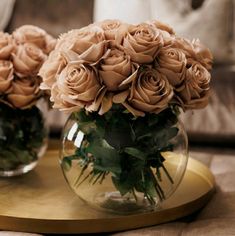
[0,25,55,176]
[40,20,212,211]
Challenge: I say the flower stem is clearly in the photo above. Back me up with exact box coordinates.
[162,164,174,184]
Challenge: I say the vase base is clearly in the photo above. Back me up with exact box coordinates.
[93,191,158,214]
[0,160,38,177]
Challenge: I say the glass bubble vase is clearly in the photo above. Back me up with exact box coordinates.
[0,103,48,177]
[60,106,188,214]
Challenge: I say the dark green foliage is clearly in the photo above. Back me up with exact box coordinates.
[0,104,46,171]
[62,106,179,204]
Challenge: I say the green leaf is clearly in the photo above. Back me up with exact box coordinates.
[104,116,134,149]
[144,169,157,198]
[87,139,121,174]
[112,169,141,196]
[61,157,72,171]
[61,155,80,171]
[124,147,146,160]
[0,104,46,170]
[78,121,96,134]
[112,176,132,196]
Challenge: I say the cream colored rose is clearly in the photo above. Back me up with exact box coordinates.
[175,62,211,109]
[99,48,136,91]
[114,67,173,116]
[12,43,46,78]
[156,47,186,86]
[52,63,102,112]
[56,26,107,63]
[0,32,14,60]
[39,51,67,90]
[13,25,56,54]
[173,37,213,70]
[7,77,40,109]
[97,19,128,44]
[123,23,163,64]
[0,60,14,94]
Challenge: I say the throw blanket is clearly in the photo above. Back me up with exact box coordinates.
[94,0,234,63]
[0,0,15,30]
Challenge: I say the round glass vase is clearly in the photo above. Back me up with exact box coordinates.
[0,103,48,177]
[60,107,188,214]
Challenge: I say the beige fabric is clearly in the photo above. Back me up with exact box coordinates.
[0,233,41,236]
[94,0,234,63]
[0,0,15,30]
[150,0,234,63]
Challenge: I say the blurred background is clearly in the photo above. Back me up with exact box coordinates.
[2,0,235,147]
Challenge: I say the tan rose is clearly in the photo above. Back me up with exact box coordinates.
[0,60,14,94]
[39,51,67,90]
[0,32,14,59]
[97,19,129,44]
[175,62,211,109]
[156,47,186,86]
[52,63,102,112]
[148,20,175,46]
[123,23,163,63]
[148,20,175,35]
[114,67,173,116]
[56,26,107,63]
[12,43,47,78]
[191,39,213,71]
[7,77,40,109]
[99,48,137,91]
[13,25,56,54]
[44,34,57,54]
[173,37,213,70]
[50,83,79,112]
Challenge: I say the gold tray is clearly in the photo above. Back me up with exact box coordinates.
[0,147,215,234]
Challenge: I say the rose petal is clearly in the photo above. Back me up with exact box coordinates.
[99,70,126,91]
[113,90,129,103]
[86,86,106,112]
[79,41,107,63]
[0,80,12,93]
[98,92,113,115]
[122,101,145,117]
[7,94,35,108]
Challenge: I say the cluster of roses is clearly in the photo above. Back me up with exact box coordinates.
[40,20,212,116]
[0,25,55,109]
